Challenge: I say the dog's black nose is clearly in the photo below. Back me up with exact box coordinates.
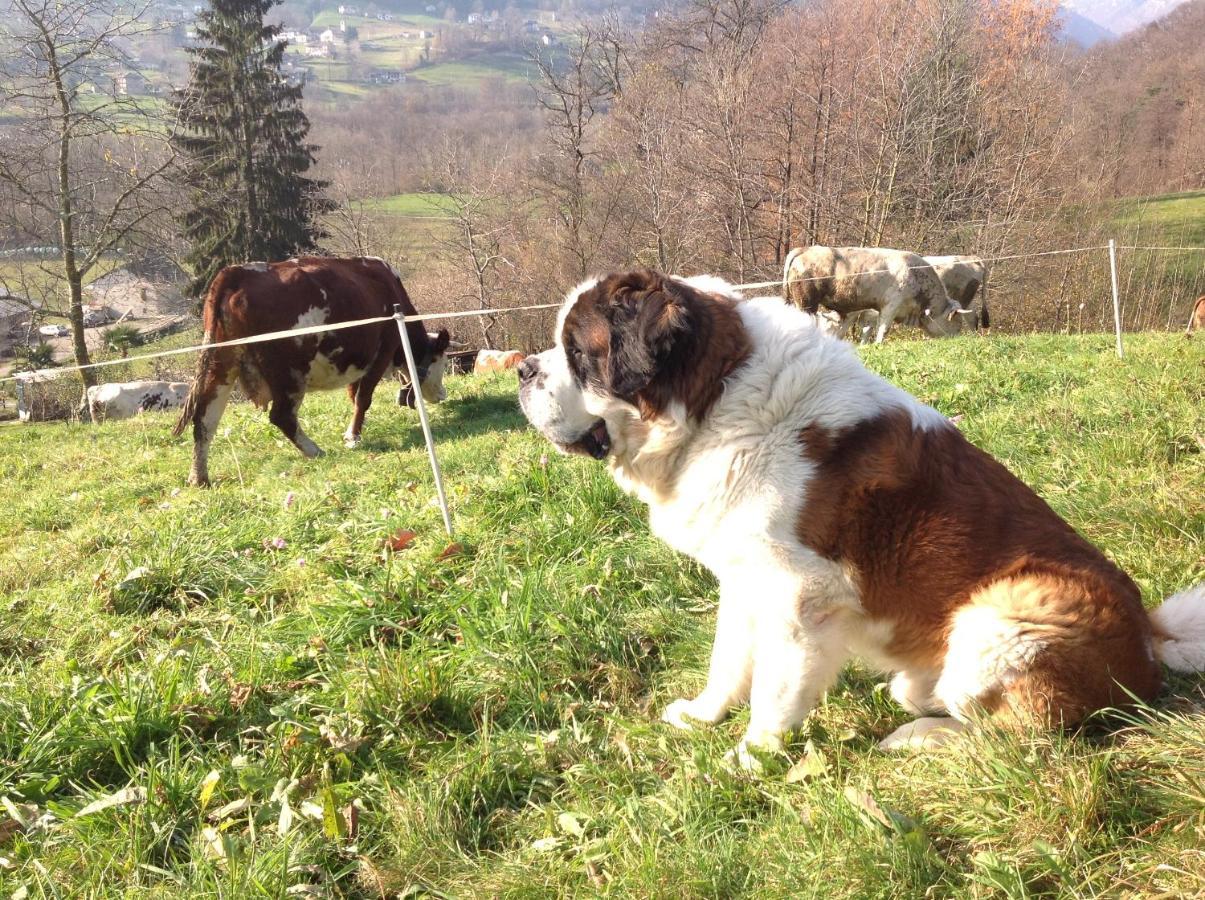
[518,356,540,384]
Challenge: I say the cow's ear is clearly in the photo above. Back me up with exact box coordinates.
[431,329,451,355]
[605,273,691,398]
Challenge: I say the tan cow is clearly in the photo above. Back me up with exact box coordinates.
[1186,295,1205,337]
[473,349,525,373]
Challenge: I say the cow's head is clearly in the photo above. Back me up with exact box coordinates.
[919,302,965,338]
[397,329,452,407]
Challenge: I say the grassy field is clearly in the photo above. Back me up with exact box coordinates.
[362,192,458,217]
[1111,189,1205,248]
[0,333,1202,897]
[409,52,534,87]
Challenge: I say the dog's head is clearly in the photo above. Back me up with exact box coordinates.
[518,270,750,461]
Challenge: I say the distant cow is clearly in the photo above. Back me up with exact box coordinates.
[174,257,451,487]
[782,246,962,343]
[925,254,991,331]
[1186,295,1205,337]
[83,381,190,421]
[473,349,525,373]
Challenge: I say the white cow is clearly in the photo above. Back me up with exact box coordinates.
[782,246,962,343]
[82,381,190,421]
[924,254,990,331]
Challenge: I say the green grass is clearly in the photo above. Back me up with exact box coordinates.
[1111,188,1205,248]
[362,192,457,217]
[0,333,1202,897]
[410,52,535,87]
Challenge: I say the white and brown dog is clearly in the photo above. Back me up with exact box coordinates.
[518,270,1204,766]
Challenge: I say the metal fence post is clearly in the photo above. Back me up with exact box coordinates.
[394,305,454,537]
[1108,239,1123,359]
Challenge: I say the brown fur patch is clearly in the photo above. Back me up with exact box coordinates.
[798,409,1162,723]
[563,271,751,422]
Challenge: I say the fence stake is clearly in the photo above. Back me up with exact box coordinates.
[394,305,454,537]
[1108,239,1124,359]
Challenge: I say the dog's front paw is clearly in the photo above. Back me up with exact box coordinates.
[661,698,702,731]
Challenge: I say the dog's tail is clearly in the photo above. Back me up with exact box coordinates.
[1149,583,1205,672]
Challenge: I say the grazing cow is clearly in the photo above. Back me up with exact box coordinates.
[1186,295,1205,337]
[174,257,451,487]
[925,254,991,331]
[473,349,525,373]
[782,246,962,343]
[82,381,190,421]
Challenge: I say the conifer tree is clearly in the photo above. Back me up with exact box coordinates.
[172,0,331,298]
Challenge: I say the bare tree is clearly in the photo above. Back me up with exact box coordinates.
[0,0,174,410]
[425,136,524,349]
[530,30,624,284]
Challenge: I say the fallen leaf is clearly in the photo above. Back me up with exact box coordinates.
[228,683,253,709]
[76,786,146,818]
[277,796,294,836]
[200,825,227,862]
[437,542,463,561]
[341,802,359,840]
[843,787,892,829]
[530,836,561,852]
[556,812,585,838]
[785,748,829,784]
[381,529,417,552]
[0,818,21,846]
[319,724,365,754]
[198,770,220,810]
[208,798,250,822]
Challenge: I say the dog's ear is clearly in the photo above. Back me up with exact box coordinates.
[604,272,691,398]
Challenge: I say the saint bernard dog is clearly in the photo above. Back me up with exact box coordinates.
[518,269,1205,767]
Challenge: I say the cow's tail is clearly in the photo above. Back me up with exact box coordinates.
[1149,583,1205,673]
[782,247,804,305]
[978,271,991,330]
[173,269,237,437]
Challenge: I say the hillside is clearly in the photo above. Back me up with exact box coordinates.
[0,334,1201,896]
[1070,0,1205,196]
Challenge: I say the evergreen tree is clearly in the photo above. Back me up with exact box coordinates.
[172,0,331,299]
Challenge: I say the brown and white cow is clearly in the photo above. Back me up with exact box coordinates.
[174,257,451,486]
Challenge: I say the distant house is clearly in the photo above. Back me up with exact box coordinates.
[367,69,406,85]
[279,29,309,45]
[115,71,146,96]
[84,268,185,318]
[305,43,332,58]
[0,294,38,337]
[467,12,481,24]
[318,28,336,43]
[337,4,358,13]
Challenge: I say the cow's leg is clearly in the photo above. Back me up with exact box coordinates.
[186,349,240,487]
[269,389,323,459]
[343,356,392,448]
[874,297,905,343]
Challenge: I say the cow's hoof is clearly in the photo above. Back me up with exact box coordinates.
[343,434,361,449]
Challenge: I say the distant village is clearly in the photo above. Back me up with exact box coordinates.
[101,2,565,95]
